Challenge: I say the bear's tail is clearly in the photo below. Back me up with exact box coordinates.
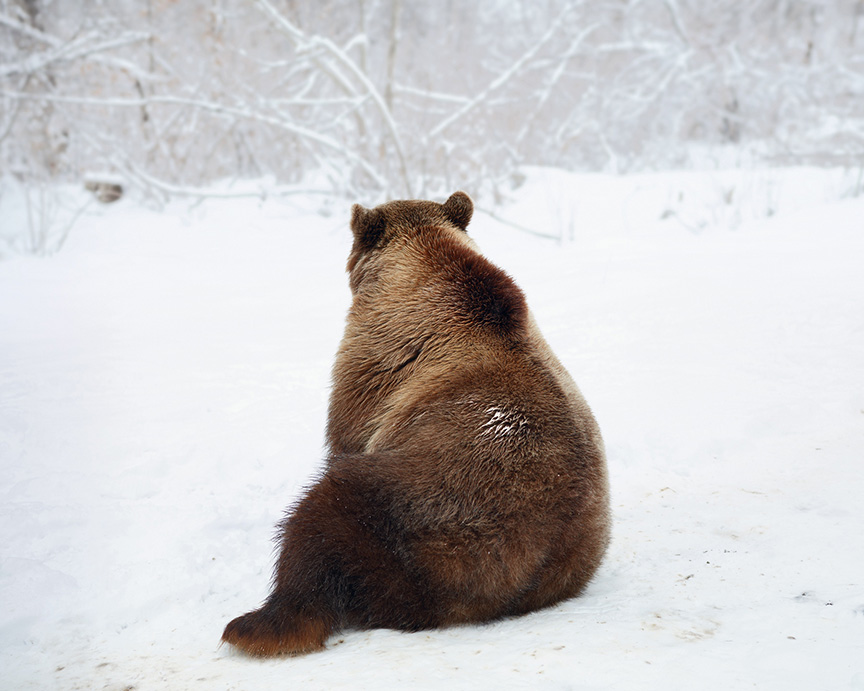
[221,600,334,657]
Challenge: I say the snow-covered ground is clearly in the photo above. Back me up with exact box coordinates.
[1,168,862,690]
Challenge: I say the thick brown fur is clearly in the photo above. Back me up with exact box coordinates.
[221,191,611,656]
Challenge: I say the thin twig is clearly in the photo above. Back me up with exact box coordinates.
[475,205,560,242]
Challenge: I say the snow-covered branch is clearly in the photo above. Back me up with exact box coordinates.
[429,5,572,139]
[0,31,148,77]
[4,88,388,189]
[0,14,151,80]
[256,0,412,196]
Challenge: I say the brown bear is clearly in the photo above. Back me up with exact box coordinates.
[221,191,610,656]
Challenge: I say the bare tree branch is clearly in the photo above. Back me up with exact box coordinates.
[429,5,573,139]
[256,0,412,196]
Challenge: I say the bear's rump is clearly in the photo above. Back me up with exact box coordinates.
[329,442,601,624]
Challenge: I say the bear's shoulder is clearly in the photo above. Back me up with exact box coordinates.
[416,229,528,339]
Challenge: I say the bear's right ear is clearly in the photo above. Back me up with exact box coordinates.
[350,204,387,250]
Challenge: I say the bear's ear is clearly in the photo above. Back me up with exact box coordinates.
[442,191,473,231]
[350,203,387,250]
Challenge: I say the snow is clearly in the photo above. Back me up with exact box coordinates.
[1,167,863,690]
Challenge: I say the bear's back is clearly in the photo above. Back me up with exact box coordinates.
[330,219,608,521]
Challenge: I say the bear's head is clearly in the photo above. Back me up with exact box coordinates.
[347,192,474,291]
[345,190,527,342]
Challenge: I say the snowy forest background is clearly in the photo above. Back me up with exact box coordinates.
[2,0,864,205]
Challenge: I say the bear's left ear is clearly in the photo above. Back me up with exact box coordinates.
[442,191,473,231]
[350,203,387,250]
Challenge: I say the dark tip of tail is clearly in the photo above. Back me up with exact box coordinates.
[221,606,331,657]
